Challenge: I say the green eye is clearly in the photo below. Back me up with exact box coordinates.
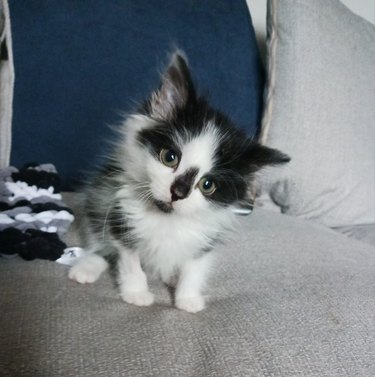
[198,177,216,196]
[160,149,179,168]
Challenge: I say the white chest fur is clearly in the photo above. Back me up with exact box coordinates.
[119,197,234,280]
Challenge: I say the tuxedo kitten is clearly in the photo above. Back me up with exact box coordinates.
[69,53,289,313]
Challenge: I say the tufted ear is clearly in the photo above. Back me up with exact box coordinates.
[244,143,290,171]
[147,52,196,120]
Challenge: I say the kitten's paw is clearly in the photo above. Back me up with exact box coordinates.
[69,264,101,284]
[176,296,205,313]
[68,256,107,284]
[121,290,155,306]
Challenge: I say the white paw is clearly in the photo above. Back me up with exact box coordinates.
[69,263,101,284]
[121,290,155,306]
[68,255,107,284]
[176,296,205,313]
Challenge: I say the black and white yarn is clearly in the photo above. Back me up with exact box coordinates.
[0,164,74,261]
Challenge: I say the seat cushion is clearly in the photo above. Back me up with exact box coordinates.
[1,202,374,376]
[333,223,375,247]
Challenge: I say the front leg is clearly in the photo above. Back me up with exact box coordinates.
[117,247,154,307]
[175,253,213,313]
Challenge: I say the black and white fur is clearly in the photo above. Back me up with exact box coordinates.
[69,53,289,313]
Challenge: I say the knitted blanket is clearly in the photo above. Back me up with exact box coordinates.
[0,163,74,260]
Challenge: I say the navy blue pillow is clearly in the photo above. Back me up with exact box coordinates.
[9,0,264,189]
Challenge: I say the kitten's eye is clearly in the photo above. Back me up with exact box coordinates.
[198,177,216,196]
[159,149,179,168]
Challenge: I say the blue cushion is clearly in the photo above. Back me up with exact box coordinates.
[9,0,264,189]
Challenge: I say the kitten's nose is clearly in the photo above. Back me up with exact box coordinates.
[170,181,190,201]
[170,168,199,202]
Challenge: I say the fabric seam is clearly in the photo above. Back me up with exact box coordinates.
[259,0,277,146]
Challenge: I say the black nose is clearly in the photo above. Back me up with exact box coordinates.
[170,181,190,201]
[170,168,199,202]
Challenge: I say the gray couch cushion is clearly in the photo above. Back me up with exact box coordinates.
[1,207,374,377]
[334,223,375,247]
[259,0,375,229]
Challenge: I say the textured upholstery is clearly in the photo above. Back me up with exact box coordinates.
[1,197,374,377]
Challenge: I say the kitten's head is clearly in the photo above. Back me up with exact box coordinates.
[120,53,289,215]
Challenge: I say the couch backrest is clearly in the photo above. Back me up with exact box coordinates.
[8,0,264,189]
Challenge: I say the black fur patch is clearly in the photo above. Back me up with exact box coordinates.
[108,205,138,248]
[209,134,290,206]
[137,123,181,160]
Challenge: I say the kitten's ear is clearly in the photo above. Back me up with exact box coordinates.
[148,52,196,120]
[245,143,290,170]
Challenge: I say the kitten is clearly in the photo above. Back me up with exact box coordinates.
[69,52,289,313]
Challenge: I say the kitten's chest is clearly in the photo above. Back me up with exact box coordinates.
[131,212,213,256]
[124,211,217,278]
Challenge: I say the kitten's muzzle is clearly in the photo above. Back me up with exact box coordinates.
[154,200,173,213]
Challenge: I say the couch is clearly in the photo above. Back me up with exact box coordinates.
[1,1,374,376]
